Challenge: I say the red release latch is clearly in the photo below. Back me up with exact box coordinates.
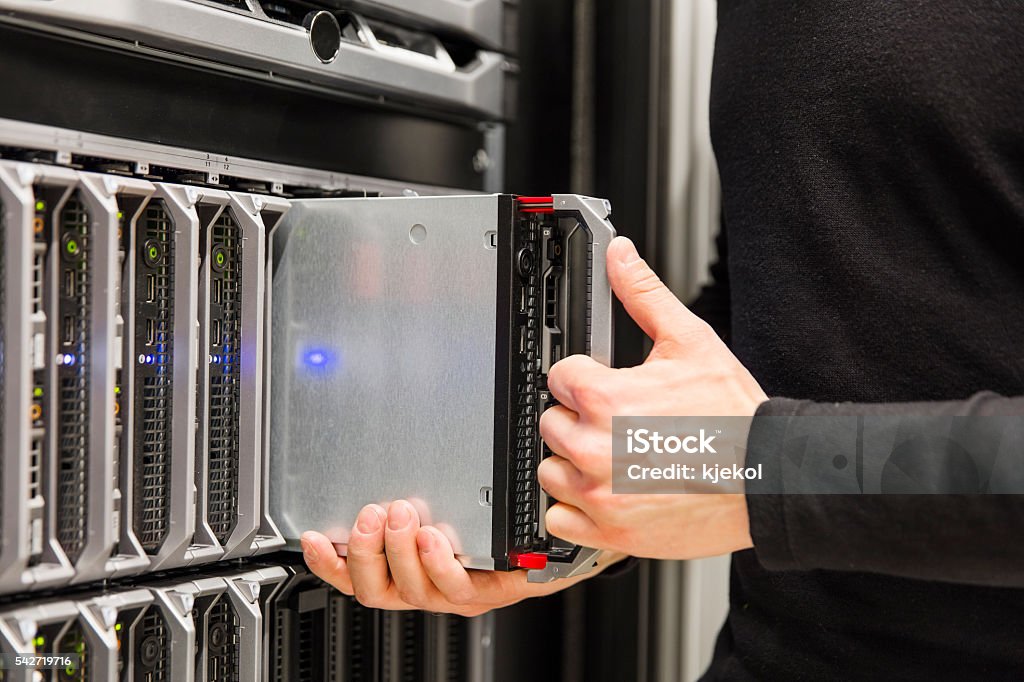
[517,196,555,214]
[510,552,548,570]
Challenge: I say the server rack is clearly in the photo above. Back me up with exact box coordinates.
[0,0,659,679]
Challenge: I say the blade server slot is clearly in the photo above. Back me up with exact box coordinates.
[204,211,242,546]
[55,619,90,681]
[133,200,175,554]
[194,591,241,682]
[131,606,171,681]
[55,192,91,565]
[28,190,50,565]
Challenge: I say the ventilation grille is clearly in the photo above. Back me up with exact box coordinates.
[28,197,48,567]
[134,202,175,553]
[206,597,241,682]
[445,617,464,682]
[272,607,286,682]
[136,607,171,682]
[31,250,43,313]
[207,212,242,544]
[56,620,89,681]
[347,599,373,682]
[511,218,541,549]
[56,195,90,564]
[399,612,419,682]
[297,609,316,680]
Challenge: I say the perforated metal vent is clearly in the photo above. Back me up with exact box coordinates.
[206,211,242,544]
[55,194,90,564]
[206,597,241,682]
[511,217,541,550]
[134,201,175,553]
[135,607,171,682]
[56,620,90,681]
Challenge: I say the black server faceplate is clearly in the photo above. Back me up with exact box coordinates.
[132,605,172,682]
[55,193,90,565]
[493,199,594,569]
[0,23,488,192]
[134,201,175,554]
[205,211,242,546]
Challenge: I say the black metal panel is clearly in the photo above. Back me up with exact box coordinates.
[0,22,487,191]
[504,0,574,195]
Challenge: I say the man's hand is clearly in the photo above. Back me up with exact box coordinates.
[537,236,766,560]
[301,503,627,616]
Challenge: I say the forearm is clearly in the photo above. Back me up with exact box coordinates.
[746,392,1024,586]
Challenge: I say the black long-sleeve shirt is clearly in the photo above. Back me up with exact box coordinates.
[698,1,1024,678]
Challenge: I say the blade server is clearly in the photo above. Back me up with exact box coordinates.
[0,157,289,595]
[268,194,615,581]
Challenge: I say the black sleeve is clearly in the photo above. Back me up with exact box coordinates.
[687,224,731,345]
[746,392,1024,587]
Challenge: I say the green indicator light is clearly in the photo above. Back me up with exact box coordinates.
[115,386,121,395]
[115,623,122,631]
[117,210,124,220]
[34,635,45,647]
[33,387,43,397]
[66,666,75,676]
[215,251,225,265]
[35,200,45,212]
[66,239,79,255]
[75,642,84,653]
[148,245,159,260]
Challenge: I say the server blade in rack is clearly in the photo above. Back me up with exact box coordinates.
[0,161,78,593]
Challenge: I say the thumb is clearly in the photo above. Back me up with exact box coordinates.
[606,237,705,346]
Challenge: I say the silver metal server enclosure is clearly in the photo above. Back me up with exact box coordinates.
[268,194,615,580]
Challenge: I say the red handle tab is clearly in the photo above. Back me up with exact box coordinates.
[510,552,549,570]
[516,196,556,214]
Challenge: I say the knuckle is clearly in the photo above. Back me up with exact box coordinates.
[396,585,423,606]
[353,590,376,608]
[574,381,610,413]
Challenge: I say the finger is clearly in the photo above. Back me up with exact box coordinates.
[546,354,611,412]
[538,404,579,458]
[537,456,586,507]
[301,531,353,595]
[416,527,479,605]
[606,236,708,347]
[346,504,392,605]
[385,500,441,608]
[545,502,603,548]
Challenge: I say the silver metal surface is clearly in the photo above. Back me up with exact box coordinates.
[552,194,615,367]
[0,119,471,198]
[0,0,510,118]
[526,546,602,583]
[337,0,510,51]
[269,195,500,565]
[0,162,77,594]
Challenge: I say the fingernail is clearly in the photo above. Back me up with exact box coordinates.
[300,534,319,564]
[417,530,434,554]
[356,506,381,534]
[614,236,640,265]
[388,501,412,530]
